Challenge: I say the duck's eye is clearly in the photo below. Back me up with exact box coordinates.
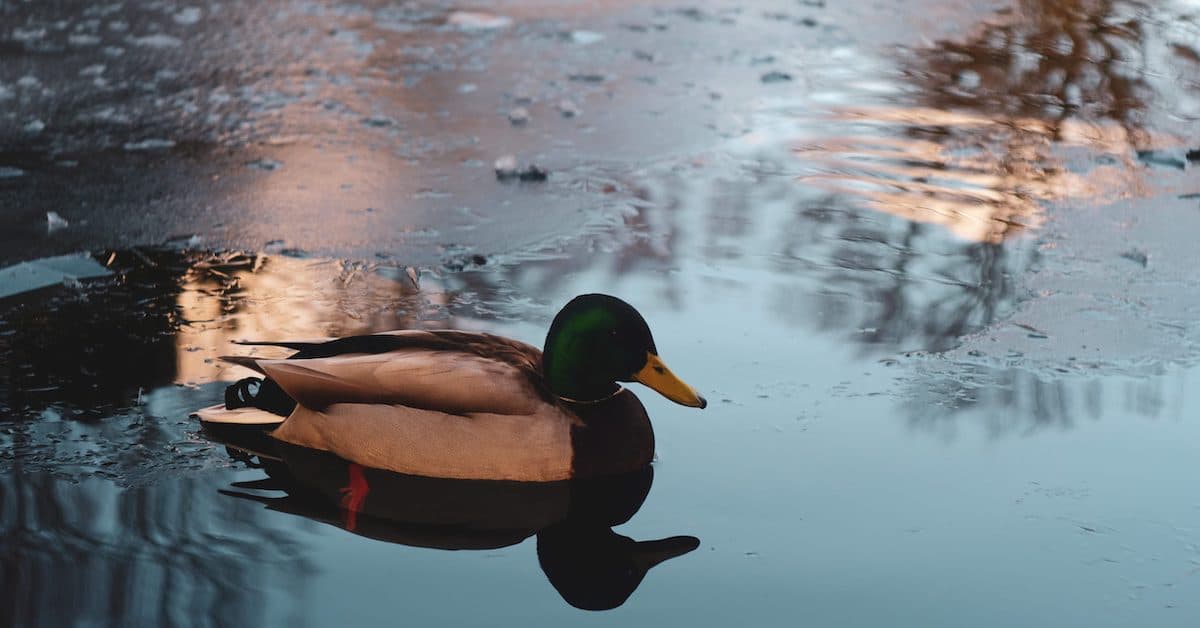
[653,365,665,375]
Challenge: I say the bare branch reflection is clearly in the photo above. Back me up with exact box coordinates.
[0,473,312,628]
[908,0,1155,137]
[884,0,1198,425]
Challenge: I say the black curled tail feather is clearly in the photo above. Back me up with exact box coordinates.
[224,377,297,417]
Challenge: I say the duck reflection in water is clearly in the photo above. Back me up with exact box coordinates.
[220,444,698,611]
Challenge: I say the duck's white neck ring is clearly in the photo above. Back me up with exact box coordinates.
[557,385,625,405]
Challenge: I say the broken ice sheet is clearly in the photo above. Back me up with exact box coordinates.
[123,138,176,151]
[0,254,112,299]
[46,211,69,231]
[446,11,512,31]
[570,31,605,45]
[493,155,548,182]
[508,107,530,125]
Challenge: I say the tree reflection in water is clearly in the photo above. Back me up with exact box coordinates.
[0,472,312,627]
[0,251,311,628]
[883,0,1199,427]
[909,0,1155,137]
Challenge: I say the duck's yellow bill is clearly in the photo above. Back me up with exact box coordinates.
[634,353,707,409]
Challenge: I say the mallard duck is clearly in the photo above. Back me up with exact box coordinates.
[195,294,705,481]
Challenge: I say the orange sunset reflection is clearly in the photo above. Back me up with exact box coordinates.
[171,253,444,384]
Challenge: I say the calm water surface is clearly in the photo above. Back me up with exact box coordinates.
[3,0,1200,626]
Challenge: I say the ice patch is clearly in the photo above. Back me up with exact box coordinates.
[69,34,102,46]
[0,167,25,178]
[123,139,176,151]
[12,27,47,42]
[246,159,283,171]
[174,7,203,25]
[0,254,111,300]
[130,34,183,48]
[46,212,69,231]
[447,11,512,31]
[570,31,605,45]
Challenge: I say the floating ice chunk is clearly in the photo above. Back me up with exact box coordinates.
[80,64,106,76]
[494,154,518,178]
[174,7,203,25]
[17,76,40,88]
[570,30,605,45]
[0,254,112,300]
[264,135,302,146]
[164,233,205,248]
[47,212,69,231]
[457,83,477,94]
[508,107,530,125]
[130,34,183,48]
[558,99,581,118]
[69,34,102,46]
[23,120,45,134]
[12,27,47,42]
[447,11,512,30]
[246,158,282,171]
[123,139,176,151]
[0,167,25,178]
[494,155,548,182]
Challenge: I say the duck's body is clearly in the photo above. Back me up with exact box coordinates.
[196,294,705,482]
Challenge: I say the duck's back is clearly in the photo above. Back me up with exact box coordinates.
[257,331,582,482]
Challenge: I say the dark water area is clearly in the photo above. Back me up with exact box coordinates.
[4,0,1200,626]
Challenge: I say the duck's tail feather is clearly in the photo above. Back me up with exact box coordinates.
[220,355,268,374]
[233,339,331,351]
[193,402,288,459]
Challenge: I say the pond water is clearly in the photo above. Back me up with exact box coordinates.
[3,1,1200,626]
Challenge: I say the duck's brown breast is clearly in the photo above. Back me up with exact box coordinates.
[567,389,654,479]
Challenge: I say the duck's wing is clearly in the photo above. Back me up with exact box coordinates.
[222,330,579,480]
[273,402,576,481]
[238,330,555,416]
[235,330,537,362]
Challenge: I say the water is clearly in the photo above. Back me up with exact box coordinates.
[3,0,1200,625]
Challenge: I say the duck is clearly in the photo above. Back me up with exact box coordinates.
[195,293,706,481]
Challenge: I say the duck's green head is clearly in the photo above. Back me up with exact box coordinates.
[542,294,706,408]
